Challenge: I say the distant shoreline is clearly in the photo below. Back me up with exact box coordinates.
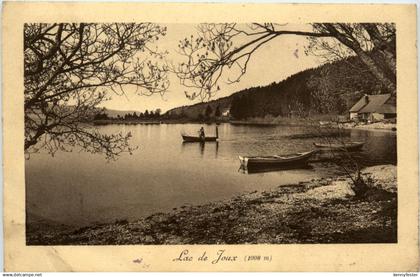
[92,118,397,132]
[92,118,229,125]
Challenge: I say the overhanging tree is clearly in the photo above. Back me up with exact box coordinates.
[175,23,396,100]
[24,23,169,158]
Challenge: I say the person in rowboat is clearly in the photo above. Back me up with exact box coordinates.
[198,127,205,141]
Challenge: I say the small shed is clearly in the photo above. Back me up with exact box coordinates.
[349,94,396,121]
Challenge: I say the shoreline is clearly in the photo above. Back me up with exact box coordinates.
[92,118,397,132]
[341,122,396,132]
[27,165,397,245]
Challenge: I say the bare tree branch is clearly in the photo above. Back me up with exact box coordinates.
[174,23,396,100]
[24,23,169,159]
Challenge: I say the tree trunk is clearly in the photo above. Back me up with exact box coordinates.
[25,129,45,150]
[355,48,396,94]
[361,23,396,77]
[380,49,397,78]
[322,24,396,95]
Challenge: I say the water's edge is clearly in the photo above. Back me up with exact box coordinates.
[27,164,397,245]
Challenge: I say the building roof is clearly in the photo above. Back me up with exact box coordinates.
[349,94,394,114]
[376,104,396,114]
[349,97,369,112]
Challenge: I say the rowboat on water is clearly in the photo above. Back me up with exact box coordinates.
[313,141,365,151]
[182,135,218,142]
[181,126,219,142]
[238,150,316,168]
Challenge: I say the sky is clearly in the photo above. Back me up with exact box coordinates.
[100,24,324,113]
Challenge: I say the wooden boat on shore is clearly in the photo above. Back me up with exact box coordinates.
[181,126,219,142]
[313,141,365,151]
[238,150,316,168]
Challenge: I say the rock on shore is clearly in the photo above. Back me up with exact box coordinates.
[27,165,397,245]
[361,165,397,193]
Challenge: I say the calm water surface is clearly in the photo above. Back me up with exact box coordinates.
[26,123,396,226]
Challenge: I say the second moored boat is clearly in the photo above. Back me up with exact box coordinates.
[313,141,365,151]
[238,150,316,168]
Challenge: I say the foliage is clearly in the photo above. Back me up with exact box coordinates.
[215,105,221,117]
[93,113,109,121]
[98,108,163,121]
[307,122,371,197]
[175,23,396,100]
[227,55,385,120]
[167,50,387,121]
[24,23,169,158]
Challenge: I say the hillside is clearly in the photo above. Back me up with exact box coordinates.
[165,54,390,120]
[100,108,146,118]
[164,96,232,119]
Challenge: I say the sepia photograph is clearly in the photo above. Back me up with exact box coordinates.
[24,22,398,246]
[3,2,419,272]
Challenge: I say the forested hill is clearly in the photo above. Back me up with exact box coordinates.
[165,54,389,120]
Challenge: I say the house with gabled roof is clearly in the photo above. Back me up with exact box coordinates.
[349,94,396,121]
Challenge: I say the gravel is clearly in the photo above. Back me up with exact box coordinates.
[27,165,397,245]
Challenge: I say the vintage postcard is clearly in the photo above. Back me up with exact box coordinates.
[2,2,419,272]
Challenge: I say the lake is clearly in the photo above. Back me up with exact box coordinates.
[25,123,397,227]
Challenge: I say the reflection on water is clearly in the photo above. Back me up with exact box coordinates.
[25,123,397,227]
[239,164,314,175]
[181,141,219,157]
